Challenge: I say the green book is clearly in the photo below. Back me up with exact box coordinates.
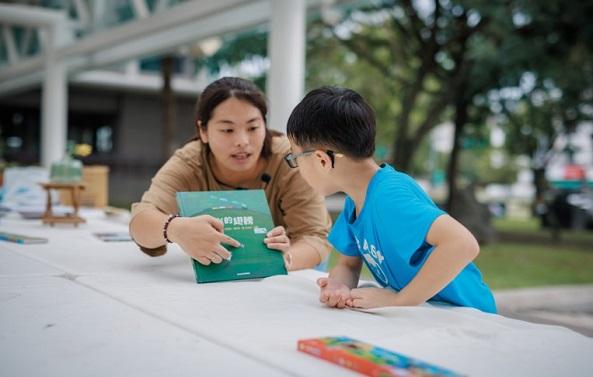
[176,189,287,283]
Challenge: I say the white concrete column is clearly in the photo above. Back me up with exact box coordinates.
[41,53,67,167]
[41,25,69,168]
[266,0,305,132]
[91,0,106,32]
[2,26,19,64]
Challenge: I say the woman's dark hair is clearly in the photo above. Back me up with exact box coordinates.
[195,77,276,158]
[287,86,375,159]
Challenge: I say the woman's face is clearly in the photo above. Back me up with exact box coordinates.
[199,97,266,175]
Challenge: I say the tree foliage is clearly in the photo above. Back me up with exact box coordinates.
[194,0,593,194]
[309,0,495,172]
[488,0,593,208]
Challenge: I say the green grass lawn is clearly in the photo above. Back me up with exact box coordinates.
[478,218,593,290]
[476,242,593,290]
[327,217,593,290]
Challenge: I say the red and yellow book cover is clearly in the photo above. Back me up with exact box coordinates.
[297,336,463,377]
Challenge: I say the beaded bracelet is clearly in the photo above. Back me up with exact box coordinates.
[163,214,179,243]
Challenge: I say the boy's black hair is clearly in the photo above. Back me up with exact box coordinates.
[287,86,376,158]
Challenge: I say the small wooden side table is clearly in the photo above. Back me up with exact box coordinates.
[39,182,86,226]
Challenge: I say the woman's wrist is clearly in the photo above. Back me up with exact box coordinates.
[163,214,180,243]
[283,250,293,270]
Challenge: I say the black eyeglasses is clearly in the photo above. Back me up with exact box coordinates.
[284,150,343,169]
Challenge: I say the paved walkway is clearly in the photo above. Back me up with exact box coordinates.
[494,285,593,337]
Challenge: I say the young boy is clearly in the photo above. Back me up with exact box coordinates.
[284,87,496,313]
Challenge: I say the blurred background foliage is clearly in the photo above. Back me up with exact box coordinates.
[194,0,593,288]
[197,0,592,205]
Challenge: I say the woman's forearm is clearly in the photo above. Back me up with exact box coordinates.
[287,239,322,270]
[129,208,169,248]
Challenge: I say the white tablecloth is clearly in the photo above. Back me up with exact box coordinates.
[1,211,592,376]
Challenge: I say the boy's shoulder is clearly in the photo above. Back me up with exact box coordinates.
[367,165,434,210]
[371,164,416,192]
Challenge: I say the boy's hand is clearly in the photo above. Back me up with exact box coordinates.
[317,277,352,309]
[348,287,399,309]
[264,226,291,254]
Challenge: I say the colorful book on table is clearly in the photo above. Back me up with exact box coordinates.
[176,189,287,283]
[0,231,48,244]
[298,336,463,377]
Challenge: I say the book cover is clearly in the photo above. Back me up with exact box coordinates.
[176,189,287,283]
[93,232,133,242]
[0,231,48,244]
[297,336,463,377]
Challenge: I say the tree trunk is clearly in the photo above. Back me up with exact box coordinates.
[532,167,547,210]
[391,59,434,172]
[391,88,415,172]
[532,166,562,242]
[446,95,468,212]
[445,92,496,243]
[392,136,413,172]
[161,56,176,161]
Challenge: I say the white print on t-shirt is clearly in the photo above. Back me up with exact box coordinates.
[355,236,388,286]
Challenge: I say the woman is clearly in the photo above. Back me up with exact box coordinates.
[129,77,332,270]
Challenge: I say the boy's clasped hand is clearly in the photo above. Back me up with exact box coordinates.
[317,277,401,309]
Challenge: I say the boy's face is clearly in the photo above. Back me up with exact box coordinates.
[287,141,337,197]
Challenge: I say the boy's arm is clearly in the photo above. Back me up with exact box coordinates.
[394,214,479,306]
[328,254,363,288]
[318,255,363,308]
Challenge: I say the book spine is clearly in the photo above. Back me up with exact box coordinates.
[176,193,187,216]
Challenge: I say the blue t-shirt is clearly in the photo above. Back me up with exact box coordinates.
[329,164,496,313]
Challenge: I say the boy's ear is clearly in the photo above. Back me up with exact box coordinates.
[314,150,333,172]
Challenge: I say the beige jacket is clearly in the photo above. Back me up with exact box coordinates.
[130,135,332,260]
